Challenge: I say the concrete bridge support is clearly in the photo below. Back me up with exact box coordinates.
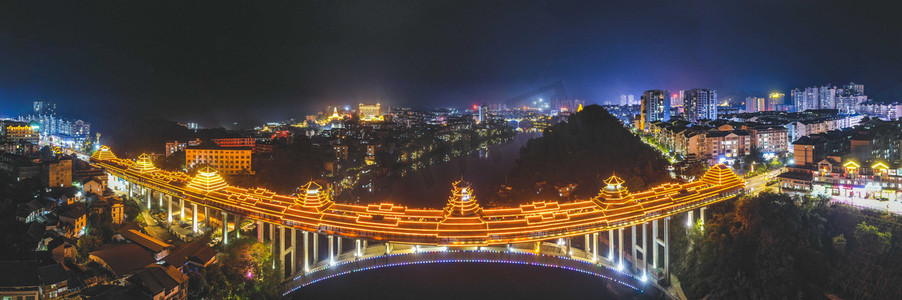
[303,231,310,272]
[279,226,297,276]
[313,233,319,262]
[166,195,172,223]
[592,232,599,262]
[221,211,228,246]
[631,223,648,277]
[179,198,185,222]
[257,221,264,243]
[192,203,198,233]
[328,236,335,265]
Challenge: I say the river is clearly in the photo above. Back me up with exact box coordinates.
[360,132,540,208]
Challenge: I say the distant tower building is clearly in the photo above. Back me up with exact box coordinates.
[684,89,717,122]
[745,96,765,113]
[670,92,683,107]
[846,82,864,95]
[620,94,627,106]
[639,90,670,131]
[790,89,804,112]
[767,92,785,111]
[33,100,56,115]
[819,85,837,109]
[627,94,636,106]
[477,104,488,123]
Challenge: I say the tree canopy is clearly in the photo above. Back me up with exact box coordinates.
[673,192,902,299]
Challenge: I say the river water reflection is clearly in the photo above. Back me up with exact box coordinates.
[361,132,540,208]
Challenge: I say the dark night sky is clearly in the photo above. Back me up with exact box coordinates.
[2,0,902,129]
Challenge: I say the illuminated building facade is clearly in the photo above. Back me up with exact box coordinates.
[684,89,717,123]
[212,138,256,148]
[766,92,785,111]
[745,97,765,113]
[748,125,789,154]
[639,90,670,131]
[3,122,40,144]
[186,147,253,175]
[358,103,383,122]
[43,159,72,188]
[165,140,187,157]
[334,145,348,160]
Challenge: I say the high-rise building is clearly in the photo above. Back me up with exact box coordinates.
[819,85,837,109]
[477,104,488,123]
[628,94,636,106]
[670,92,683,107]
[639,90,670,131]
[358,103,383,121]
[33,100,56,115]
[619,94,627,106]
[745,97,765,113]
[684,89,718,123]
[767,92,785,111]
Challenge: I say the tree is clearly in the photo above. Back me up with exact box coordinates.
[853,221,892,255]
[192,238,282,299]
[832,234,847,252]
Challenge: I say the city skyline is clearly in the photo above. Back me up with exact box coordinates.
[3,1,902,127]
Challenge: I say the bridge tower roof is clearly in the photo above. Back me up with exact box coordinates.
[444,181,482,217]
[699,164,741,186]
[128,154,158,174]
[187,167,228,193]
[91,145,117,161]
[592,174,633,207]
[296,180,333,211]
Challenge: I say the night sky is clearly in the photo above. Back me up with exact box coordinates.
[2,0,902,128]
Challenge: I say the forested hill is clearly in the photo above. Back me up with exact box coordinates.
[509,104,671,198]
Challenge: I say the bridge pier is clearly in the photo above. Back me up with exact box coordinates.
[631,224,649,277]
[355,239,362,258]
[179,198,185,222]
[158,191,163,208]
[166,195,172,223]
[145,187,150,210]
[279,226,296,276]
[303,231,310,272]
[584,234,590,254]
[592,232,599,262]
[328,235,334,265]
[385,242,391,254]
[205,207,210,227]
[192,203,198,233]
[221,211,228,245]
[337,237,342,257]
[235,215,241,238]
[313,233,318,262]
[618,228,624,270]
[608,230,614,261]
[257,221,264,243]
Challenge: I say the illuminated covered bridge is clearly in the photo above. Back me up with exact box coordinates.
[89,146,745,295]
